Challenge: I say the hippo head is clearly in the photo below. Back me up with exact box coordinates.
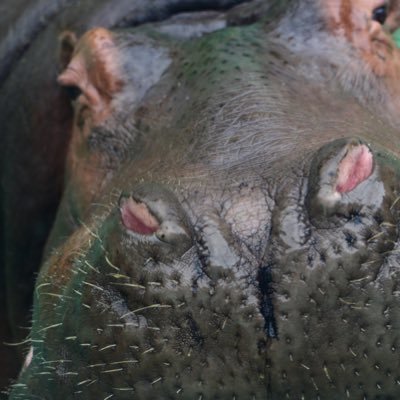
[8,0,400,398]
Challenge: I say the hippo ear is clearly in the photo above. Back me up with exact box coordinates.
[306,138,374,217]
[57,28,124,124]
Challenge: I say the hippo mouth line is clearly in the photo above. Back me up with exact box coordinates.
[257,265,278,339]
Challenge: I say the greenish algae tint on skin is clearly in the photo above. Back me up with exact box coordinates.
[393,28,400,47]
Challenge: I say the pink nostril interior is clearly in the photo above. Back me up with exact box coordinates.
[120,197,159,234]
[335,144,374,193]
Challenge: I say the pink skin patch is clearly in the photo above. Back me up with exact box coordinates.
[335,144,374,193]
[120,197,160,235]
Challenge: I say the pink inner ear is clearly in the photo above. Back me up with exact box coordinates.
[120,198,159,235]
[335,144,374,194]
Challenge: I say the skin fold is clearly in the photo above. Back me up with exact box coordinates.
[6,0,400,398]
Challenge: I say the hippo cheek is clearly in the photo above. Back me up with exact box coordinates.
[266,138,400,398]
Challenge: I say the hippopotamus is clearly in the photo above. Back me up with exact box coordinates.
[4,0,400,398]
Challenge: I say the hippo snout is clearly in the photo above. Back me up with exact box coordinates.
[15,183,270,399]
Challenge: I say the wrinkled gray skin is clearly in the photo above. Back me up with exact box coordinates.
[7,0,400,399]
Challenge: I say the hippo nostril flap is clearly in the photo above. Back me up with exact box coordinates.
[156,221,190,243]
[120,197,160,234]
[335,144,373,194]
[307,138,376,217]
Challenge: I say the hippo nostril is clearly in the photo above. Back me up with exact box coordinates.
[335,144,373,194]
[117,183,195,258]
[312,139,375,207]
[305,138,384,227]
[119,196,160,234]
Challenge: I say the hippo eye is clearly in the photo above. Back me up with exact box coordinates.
[64,85,82,101]
[372,5,388,24]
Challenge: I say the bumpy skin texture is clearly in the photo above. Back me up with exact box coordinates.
[0,0,249,386]
[7,0,400,399]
